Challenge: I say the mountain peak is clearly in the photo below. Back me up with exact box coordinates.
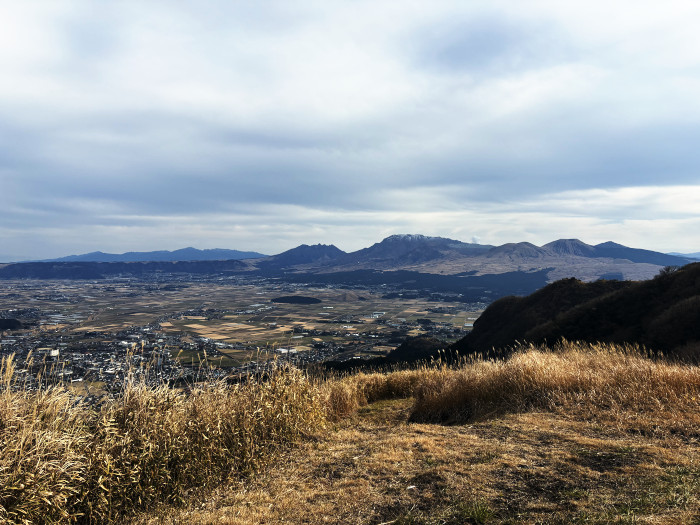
[595,241,627,249]
[543,239,596,257]
[382,234,438,243]
[263,244,346,268]
[486,242,550,258]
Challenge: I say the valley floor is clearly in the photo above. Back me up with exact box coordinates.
[133,398,700,525]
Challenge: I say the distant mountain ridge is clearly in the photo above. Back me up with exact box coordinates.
[316,235,691,280]
[2,235,694,286]
[339,235,691,267]
[327,234,492,270]
[540,239,690,266]
[28,236,692,268]
[43,247,266,263]
[669,251,700,260]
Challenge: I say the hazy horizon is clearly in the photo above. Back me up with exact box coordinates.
[3,2,700,260]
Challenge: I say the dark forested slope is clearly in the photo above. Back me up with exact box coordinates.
[453,263,700,361]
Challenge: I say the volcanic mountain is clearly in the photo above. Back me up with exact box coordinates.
[484,242,551,260]
[295,235,691,282]
[256,244,346,271]
[317,234,492,272]
[1,235,693,287]
[542,239,598,257]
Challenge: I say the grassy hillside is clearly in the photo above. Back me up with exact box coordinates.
[143,342,700,524]
[2,342,699,523]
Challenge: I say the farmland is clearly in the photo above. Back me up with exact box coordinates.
[0,277,483,374]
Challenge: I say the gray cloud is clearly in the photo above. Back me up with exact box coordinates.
[2,1,700,259]
[412,11,574,75]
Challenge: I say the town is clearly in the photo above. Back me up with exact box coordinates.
[0,275,485,398]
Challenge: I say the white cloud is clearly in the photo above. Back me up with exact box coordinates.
[526,186,700,219]
[2,2,700,259]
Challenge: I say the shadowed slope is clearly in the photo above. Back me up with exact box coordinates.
[452,262,700,360]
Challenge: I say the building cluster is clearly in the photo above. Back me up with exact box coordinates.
[1,278,482,397]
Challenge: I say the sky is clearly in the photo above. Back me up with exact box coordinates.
[2,1,700,261]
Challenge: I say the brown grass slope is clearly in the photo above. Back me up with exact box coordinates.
[137,342,700,524]
[2,343,700,524]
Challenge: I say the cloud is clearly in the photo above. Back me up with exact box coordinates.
[1,1,700,259]
[4,185,699,261]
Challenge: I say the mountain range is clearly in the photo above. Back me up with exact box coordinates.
[669,251,700,259]
[40,247,266,263]
[15,235,693,271]
[1,235,695,295]
[247,235,691,281]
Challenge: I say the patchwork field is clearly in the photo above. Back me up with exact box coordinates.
[0,279,482,363]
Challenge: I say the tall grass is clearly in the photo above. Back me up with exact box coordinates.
[0,355,91,524]
[322,366,436,420]
[322,342,700,432]
[3,341,699,523]
[0,356,324,524]
[408,341,700,428]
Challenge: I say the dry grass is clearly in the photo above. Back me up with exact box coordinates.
[0,356,325,524]
[137,400,700,524]
[2,342,700,524]
[0,356,91,524]
[323,368,429,420]
[325,340,700,435]
[136,341,700,524]
[409,342,700,434]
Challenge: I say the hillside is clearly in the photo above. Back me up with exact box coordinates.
[129,343,700,525]
[592,241,688,266]
[453,262,700,360]
[4,343,699,524]
[142,399,699,525]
